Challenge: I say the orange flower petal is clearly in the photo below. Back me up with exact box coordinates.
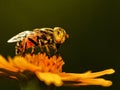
[59,69,115,87]
[0,55,18,72]
[11,56,42,72]
[0,54,115,87]
[35,71,63,86]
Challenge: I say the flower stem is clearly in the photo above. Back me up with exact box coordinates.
[19,76,55,90]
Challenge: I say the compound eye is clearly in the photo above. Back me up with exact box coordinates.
[57,31,60,35]
[53,27,66,44]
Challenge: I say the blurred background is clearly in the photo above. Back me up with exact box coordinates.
[0,0,120,90]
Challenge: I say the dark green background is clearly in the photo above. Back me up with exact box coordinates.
[0,0,120,90]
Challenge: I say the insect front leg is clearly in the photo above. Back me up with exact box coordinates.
[45,45,50,56]
[51,43,57,53]
[51,43,60,57]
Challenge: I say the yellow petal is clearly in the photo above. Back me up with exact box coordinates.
[59,69,115,87]
[35,71,63,86]
[77,78,112,87]
[61,69,115,79]
[63,78,112,87]
[12,56,42,72]
[0,55,18,72]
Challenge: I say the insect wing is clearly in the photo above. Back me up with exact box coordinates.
[7,31,32,43]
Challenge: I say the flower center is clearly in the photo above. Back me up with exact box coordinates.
[24,53,64,73]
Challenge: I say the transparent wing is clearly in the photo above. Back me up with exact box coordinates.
[7,31,32,43]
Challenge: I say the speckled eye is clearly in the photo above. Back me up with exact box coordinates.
[53,27,67,44]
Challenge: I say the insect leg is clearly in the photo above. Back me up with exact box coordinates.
[21,41,27,56]
[53,44,61,56]
[31,47,35,55]
[45,45,50,56]
[51,43,57,53]
[38,39,44,53]
[15,42,20,55]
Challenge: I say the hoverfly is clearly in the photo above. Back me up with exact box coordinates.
[7,27,69,56]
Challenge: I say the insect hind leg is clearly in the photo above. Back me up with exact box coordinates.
[15,42,20,55]
[15,41,27,56]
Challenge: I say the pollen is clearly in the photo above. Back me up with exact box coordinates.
[24,53,64,73]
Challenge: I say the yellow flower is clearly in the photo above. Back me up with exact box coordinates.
[0,53,115,87]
